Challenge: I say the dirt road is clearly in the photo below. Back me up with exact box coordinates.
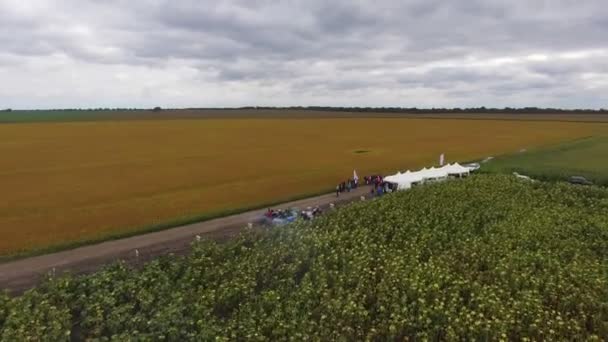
[0,186,372,294]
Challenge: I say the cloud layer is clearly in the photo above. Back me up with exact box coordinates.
[1,0,607,109]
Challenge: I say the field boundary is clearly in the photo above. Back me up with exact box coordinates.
[4,110,608,124]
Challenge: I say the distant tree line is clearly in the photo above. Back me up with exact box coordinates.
[217,106,608,114]
[3,107,164,112]
[4,106,607,113]
[2,108,145,111]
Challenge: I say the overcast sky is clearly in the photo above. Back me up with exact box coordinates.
[1,0,607,109]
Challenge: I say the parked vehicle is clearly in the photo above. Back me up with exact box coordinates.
[463,162,480,171]
[568,176,593,185]
[263,208,300,226]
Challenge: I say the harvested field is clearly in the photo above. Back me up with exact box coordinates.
[1,118,607,256]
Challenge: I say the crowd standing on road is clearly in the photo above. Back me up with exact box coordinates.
[363,175,391,197]
[274,163,477,225]
[335,174,396,198]
[271,172,395,224]
[336,178,360,197]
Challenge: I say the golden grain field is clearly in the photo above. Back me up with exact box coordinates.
[1,118,607,255]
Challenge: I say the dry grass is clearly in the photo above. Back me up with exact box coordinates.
[1,118,607,255]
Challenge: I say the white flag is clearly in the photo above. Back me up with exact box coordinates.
[353,170,359,181]
[439,153,445,166]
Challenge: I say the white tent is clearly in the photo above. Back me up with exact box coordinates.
[438,164,453,173]
[383,171,402,183]
[384,170,426,190]
[421,166,449,180]
[383,162,474,191]
[383,174,397,183]
[401,171,425,183]
[443,163,472,176]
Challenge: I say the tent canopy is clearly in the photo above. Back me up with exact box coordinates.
[424,167,448,179]
[443,163,471,175]
[383,163,474,190]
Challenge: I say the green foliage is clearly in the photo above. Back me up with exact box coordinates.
[0,278,74,341]
[0,175,607,340]
[0,110,107,123]
[0,109,145,123]
[0,293,9,329]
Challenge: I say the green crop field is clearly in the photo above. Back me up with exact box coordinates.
[1,175,606,340]
[482,136,608,185]
[0,110,114,123]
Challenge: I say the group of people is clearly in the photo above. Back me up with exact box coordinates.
[370,180,397,197]
[333,174,397,198]
[335,178,359,197]
[264,206,322,224]
[267,172,398,226]
[367,175,396,196]
[364,175,383,186]
[264,208,294,219]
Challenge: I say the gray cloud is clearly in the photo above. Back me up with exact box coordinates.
[0,0,607,109]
